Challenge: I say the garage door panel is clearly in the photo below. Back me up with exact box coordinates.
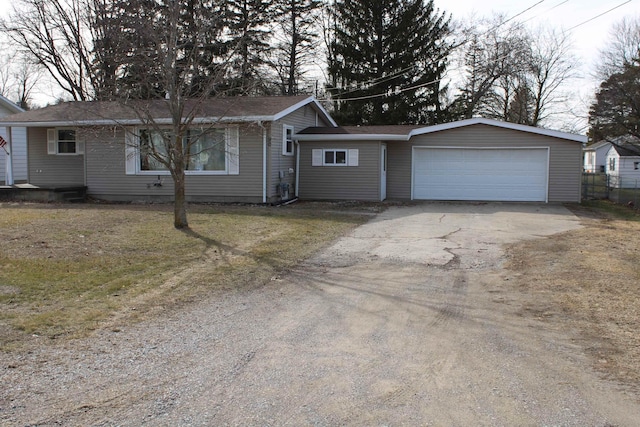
[413,148,548,202]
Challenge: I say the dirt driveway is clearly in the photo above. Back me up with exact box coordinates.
[3,203,640,425]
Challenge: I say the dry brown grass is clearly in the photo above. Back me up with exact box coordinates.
[506,201,640,391]
[0,202,370,350]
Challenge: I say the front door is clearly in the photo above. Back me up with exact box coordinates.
[381,144,387,201]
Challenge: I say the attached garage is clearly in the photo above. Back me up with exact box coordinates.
[296,118,586,203]
[412,147,549,202]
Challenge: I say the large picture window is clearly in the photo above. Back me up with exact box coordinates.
[187,129,226,171]
[139,129,170,171]
[137,128,228,173]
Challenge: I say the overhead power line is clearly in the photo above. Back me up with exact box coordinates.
[566,0,632,32]
[321,0,634,104]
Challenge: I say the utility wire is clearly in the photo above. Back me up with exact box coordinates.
[566,0,632,32]
[322,0,633,103]
[519,0,569,26]
[484,0,547,34]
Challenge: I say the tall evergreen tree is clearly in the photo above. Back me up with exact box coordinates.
[94,0,231,100]
[327,0,452,125]
[225,0,277,94]
[269,0,322,95]
[589,62,640,141]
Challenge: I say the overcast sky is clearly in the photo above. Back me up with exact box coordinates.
[440,0,637,131]
[0,0,636,131]
[441,0,635,72]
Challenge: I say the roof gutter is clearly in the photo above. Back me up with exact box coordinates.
[258,121,268,204]
[0,115,281,128]
[295,133,410,142]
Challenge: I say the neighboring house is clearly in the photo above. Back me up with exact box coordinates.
[605,142,640,189]
[0,96,335,203]
[0,94,28,185]
[296,118,586,203]
[0,98,586,203]
[583,140,611,173]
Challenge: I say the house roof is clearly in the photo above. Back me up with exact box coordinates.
[296,118,587,143]
[0,94,25,115]
[583,140,612,151]
[611,143,640,157]
[0,95,337,127]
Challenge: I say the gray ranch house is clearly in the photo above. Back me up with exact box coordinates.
[0,96,586,203]
[0,96,335,203]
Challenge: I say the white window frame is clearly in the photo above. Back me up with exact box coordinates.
[282,125,294,156]
[125,126,239,176]
[311,148,359,167]
[323,149,348,166]
[47,128,84,156]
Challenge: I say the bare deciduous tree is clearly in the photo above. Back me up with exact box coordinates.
[526,27,578,126]
[118,0,236,229]
[0,50,43,109]
[2,0,97,101]
[451,16,578,127]
[595,15,640,80]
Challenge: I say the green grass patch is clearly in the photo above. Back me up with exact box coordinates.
[580,199,640,222]
[0,203,370,349]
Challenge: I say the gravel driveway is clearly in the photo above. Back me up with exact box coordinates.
[3,202,640,426]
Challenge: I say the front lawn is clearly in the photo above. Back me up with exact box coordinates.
[0,203,370,350]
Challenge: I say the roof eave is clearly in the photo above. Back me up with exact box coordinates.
[0,115,280,127]
[409,118,587,143]
[273,96,338,127]
[295,133,408,141]
[0,94,24,114]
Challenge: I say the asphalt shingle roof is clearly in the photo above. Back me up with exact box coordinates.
[0,95,315,126]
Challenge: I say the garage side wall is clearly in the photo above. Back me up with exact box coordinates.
[387,125,582,202]
[299,140,380,201]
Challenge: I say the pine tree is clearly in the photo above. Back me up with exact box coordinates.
[589,62,640,141]
[269,0,322,95]
[225,0,277,94]
[327,0,452,125]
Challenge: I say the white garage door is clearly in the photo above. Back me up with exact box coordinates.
[413,147,548,202]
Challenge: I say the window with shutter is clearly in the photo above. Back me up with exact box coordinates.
[47,128,80,155]
[316,149,358,166]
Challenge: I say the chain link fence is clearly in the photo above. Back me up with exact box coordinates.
[582,173,640,206]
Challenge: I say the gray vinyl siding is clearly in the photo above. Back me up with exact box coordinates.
[27,128,85,187]
[84,124,264,203]
[270,105,331,200]
[11,127,28,181]
[387,124,582,202]
[299,141,380,201]
[0,127,28,183]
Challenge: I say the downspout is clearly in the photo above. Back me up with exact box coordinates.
[258,121,267,204]
[295,140,300,198]
[4,126,13,185]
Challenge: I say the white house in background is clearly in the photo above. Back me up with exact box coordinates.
[605,142,640,189]
[583,140,612,173]
[0,94,27,185]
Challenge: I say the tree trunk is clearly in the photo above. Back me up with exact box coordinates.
[173,170,188,229]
